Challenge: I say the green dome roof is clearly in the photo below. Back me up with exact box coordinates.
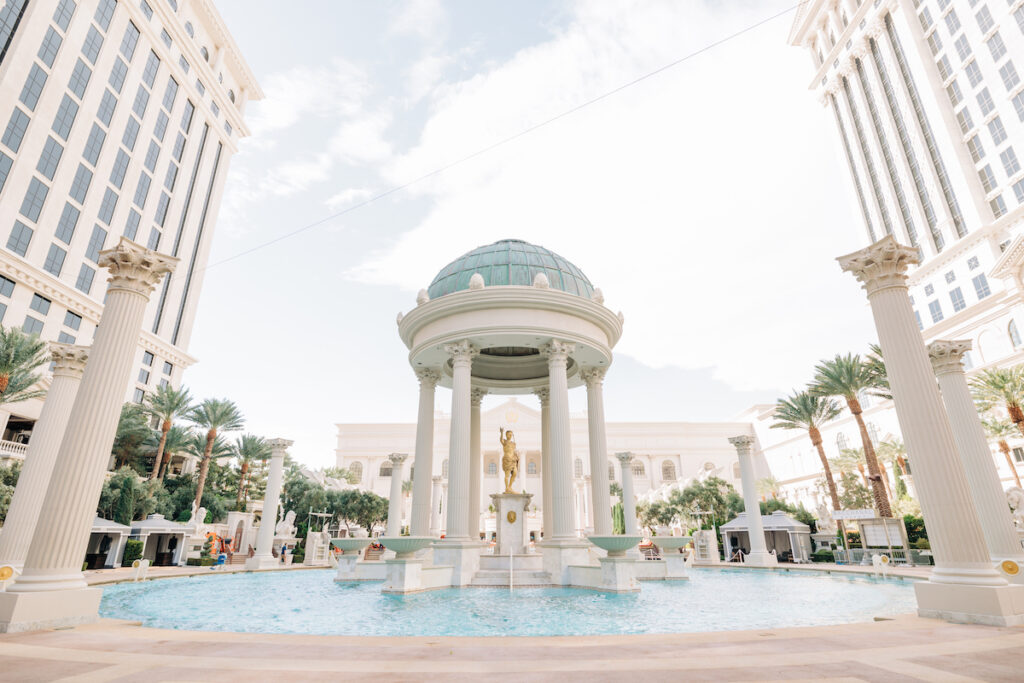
[427,239,595,299]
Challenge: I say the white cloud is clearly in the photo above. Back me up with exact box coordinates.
[325,187,375,209]
[389,0,447,42]
[328,110,394,165]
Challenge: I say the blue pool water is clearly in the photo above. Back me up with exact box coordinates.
[99,568,918,637]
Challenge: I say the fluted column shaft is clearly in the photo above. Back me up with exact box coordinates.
[584,475,594,530]
[839,238,1001,585]
[429,476,443,536]
[13,240,175,592]
[582,368,613,535]
[535,388,552,539]
[252,440,291,562]
[730,436,768,556]
[443,341,476,542]
[929,341,1024,565]
[0,345,88,569]
[545,341,575,541]
[469,388,485,540]
[409,369,439,537]
[616,452,638,536]
[385,453,407,537]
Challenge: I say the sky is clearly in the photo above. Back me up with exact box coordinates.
[182,0,879,468]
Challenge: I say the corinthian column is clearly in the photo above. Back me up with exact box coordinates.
[581,367,612,535]
[9,240,175,600]
[615,452,639,536]
[729,435,775,566]
[429,476,443,536]
[928,340,1024,579]
[0,344,89,570]
[469,387,486,541]
[543,340,576,541]
[534,387,552,539]
[837,238,1024,625]
[246,438,292,569]
[442,341,477,542]
[410,368,440,537]
[385,453,408,537]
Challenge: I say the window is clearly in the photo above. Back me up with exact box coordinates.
[925,283,935,296]
[143,51,160,88]
[988,32,1007,61]
[973,273,991,299]
[662,460,677,481]
[574,458,583,477]
[0,276,14,298]
[1000,62,1020,91]
[991,195,1008,217]
[75,264,94,294]
[146,228,160,250]
[954,34,971,61]
[178,56,189,74]
[43,244,65,276]
[989,116,1007,145]
[976,6,995,33]
[164,163,177,190]
[947,80,964,106]
[20,178,49,222]
[133,388,145,404]
[487,461,497,476]
[22,317,43,336]
[36,136,63,180]
[19,64,47,111]
[38,29,62,68]
[144,140,159,172]
[950,286,966,311]
[85,225,107,262]
[124,209,141,240]
[134,172,151,209]
[140,0,153,19]
[163,361,172,375]
[185,21,194,37]
[349,461,362,482]
[158,378,169,389]
[122,116,140,150]
[70,164,92,203]
[928,32,943,56]
[180,100,194,131]
[132,86,149,118]
[68,59,92,99]
[154,192,170,226]
[57,332,75,344]
[1015,179,1024,203]
[52,95,78,140]
[29,294,50,315]
[154,111,168,141]
[441,459,449,478]
[82,26,103,64]
[97,89,117,126]
[978,87,995,114]
[64,310,81,330]
[142,351,153,366]
[195,79,205,97]
[1011,320,1022,348]
[631,461,646,478]
[945,9,961,34]
[228,89,236,103]
[527,461,537,475]
[968,256,980,270]
[837,433,848,451]
[2,108,30,152]
[172,133,185,161]
[979,164,997,192]
[937,55,953,81]
[55,203,78,243]
[608,463,615,481]
[95,0,116,30]
[1014,448,1024,464]
[1000,147,1020,176]
[109,58,128,93]
[0,152,9,194]
[120,23,140,61]
[920,7,934,30]
[53,0,75,29]
[110,149,130,188]
[138,368,149,384]
[163,79,178,112]
[224,121,232,137]
[210,102,219,118]
[965,60,982,87]
[83,124,105,165]
[945,270,956,283]
[929,299,944,323]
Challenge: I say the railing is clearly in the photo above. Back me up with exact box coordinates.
[834,548,933,566]
[0,440,27,459]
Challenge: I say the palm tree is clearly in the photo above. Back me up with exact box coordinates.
[756,477,781,501]
[111,403,154,471]
[971,367,1024,438]
[143,384,193,481]
[864,343,892,400]
[155,424,192,479]
[187,398,245,512]
[982,416,1022,488]
[811,354,892,517]
[233,434,270,508]
[0,326,49,408]
[770,390,843,511]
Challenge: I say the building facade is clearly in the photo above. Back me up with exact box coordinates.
[0,0,260,447]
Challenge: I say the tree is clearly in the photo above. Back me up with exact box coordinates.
[876,438,910,499]
[864,343,892,400]
[837,470,873,510]
[111,403,154,472]
[187,398,244,513]
[971,367,1024,439]
[143,384,193,480]
[771,390,843,512]
[811,354,892,516]
[233,433,270,509]
[982,416,1022,488]
[756,477,781,501]
[97,467,162,524]
[0,326,49,409]
[0,460,21,524]
[666,477,742,530]
[156,425,193,479]
[351,490,388,535]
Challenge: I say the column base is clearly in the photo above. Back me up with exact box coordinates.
[245,555,281,570]
[0,587,102,633]
[915,581,1024,626]
[597,556,640,592]
[663,554,690,579]
[431,541,481,587]
[742,551,778,568]
[541,539,592,585]
[333,554,361,582]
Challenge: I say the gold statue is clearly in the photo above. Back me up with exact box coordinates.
[499,427,520,493]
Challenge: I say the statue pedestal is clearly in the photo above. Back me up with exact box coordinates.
[491,492,533,556]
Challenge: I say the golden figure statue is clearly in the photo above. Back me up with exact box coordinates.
[499,427,520,493]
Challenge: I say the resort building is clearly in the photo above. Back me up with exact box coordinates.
[0,0,260,453]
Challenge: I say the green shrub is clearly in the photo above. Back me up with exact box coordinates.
[121,539,143,566]
[186,557,216,566]
[811,549,834,563]
[291,546,305,563]
[913,537,930,550]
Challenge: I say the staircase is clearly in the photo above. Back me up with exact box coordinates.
[364,546,384,561]
[471,553,553,587]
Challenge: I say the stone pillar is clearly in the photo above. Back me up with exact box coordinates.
[928,340,1024,580]
[582,367,613,535]
[440,482,448,535]
[729,435,776,567]
[544,341,576,541]
[429,476,443,536]
[246,439,292,569]
[616,452,639,536]
[839,237,1023,626]
[442,341,476,542]
[0,344,88,570]
[385,453,408,537]
[584,475,594,531]
[535,388,552,539]
[468,388,486,541]
[410,369,439,537]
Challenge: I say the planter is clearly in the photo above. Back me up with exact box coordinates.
[587,535,642,558]
[379,536,435,559]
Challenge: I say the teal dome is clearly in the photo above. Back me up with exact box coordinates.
[427,239,594,300]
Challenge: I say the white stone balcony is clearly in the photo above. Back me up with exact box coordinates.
[0,440,29,460]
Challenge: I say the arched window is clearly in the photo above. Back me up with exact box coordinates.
[1010,320,1022,348]
[228,89,236,103]
[867,423,880,445]
[379,462,392,477]
[632,461,646,478]
[661,460,676,481]
[836,433,848,451]
[442,459,449,478]
[200,46,209,62]
[608,463,616,481]
[527,461,537,475]
[349,462,363,483]
[574,458,583,477]
[487,461,497,476]
[185,21,195,38]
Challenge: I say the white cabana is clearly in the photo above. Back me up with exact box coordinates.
[720,510,812,563]
[84,517,130,569]
[130,514,187,567]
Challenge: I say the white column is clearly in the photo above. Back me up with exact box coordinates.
[410,368,439,537]
[584,475,594,531]
[10,240,176,595]
[544,341,576,541]
[729,435,775,566]
[0,410,11,441]
[429,476,443,536]
[0,344,88,570]
[616,452,639,536]
[442,341,476,542]
[535,387,552,539]
[582,367,613,535]
[246,439,292,569]
[928,340,1024,575]
[469,387,486,541]
[385,453,408,537]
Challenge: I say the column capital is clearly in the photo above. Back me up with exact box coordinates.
[415,367,441,387]
[541,340,575,363]
[470,387,487,406]
[432,475,443,483]
[266,438,293,455]
[49,343,89,378]
[928,339,972,376]
[388,452,408,465]
[579,366,606,387]
[98,238,178,297]
[533,387,550,404]
[728,435,755,454]
[615,451,634,465]
[443,340,478,365]
[837,236,919,296]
